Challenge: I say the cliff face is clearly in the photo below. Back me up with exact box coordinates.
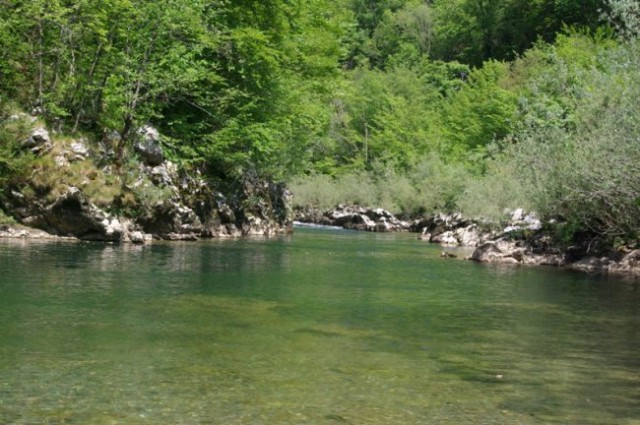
[0,119,293,242]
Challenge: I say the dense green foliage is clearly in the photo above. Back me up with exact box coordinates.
[2,0,640,247]
[0,0,350,177]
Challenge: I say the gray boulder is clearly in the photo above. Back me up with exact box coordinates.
[135,141,164,166]
[134,125,164,166]
[54,139,91,167]
[469,239,526,264]
[147,162,178,187]
[23,127,52,153]
[47,187,107,237]
[138,200,203,237]
[70,140,90,159]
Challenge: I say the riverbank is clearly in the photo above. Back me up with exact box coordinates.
[0,119,293,243]
[469,237,640,278]
[4,195,640,278]
[294,205,640,279]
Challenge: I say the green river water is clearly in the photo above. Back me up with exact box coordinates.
[1,227,639,424]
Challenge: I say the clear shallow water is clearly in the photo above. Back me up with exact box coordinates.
[1,228,639,425]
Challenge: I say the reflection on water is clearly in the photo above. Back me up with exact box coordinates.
[1,230,640,424]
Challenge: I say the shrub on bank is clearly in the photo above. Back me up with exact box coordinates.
[288,155,472,215]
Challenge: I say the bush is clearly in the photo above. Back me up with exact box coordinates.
[289,155,472,215]
[0,113,37,190]
[288,171,377,210]
[406,156,470,214]
[490,41,640,244]
[457,160,532,220]
[0,208,16,224]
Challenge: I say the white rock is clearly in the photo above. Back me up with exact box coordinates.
[24,127,51,151]
[511,208,525,221]
[55,155,70,167]
[138,125,160,142]
[129,231,147,244]
[440,231,459,246]
[70,141,90,157]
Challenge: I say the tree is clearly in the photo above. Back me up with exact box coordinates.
[430,0,607,65]
[438,61,517,165]
[370,2,434,69]
[606,0,640,38]
[95,0,209,167]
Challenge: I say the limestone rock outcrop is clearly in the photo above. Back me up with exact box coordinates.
[1,123,293,242]
[294,205,409,232]
[469,238,565,267]
[412,213,491,247]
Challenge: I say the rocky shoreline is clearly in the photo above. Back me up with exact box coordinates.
[0,122,293,243]
[2,119,638,278]
[294,204,410,232]
[294,205,640,278]
[469,237,640,277]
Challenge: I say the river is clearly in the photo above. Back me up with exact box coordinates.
[1,227,639,424]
